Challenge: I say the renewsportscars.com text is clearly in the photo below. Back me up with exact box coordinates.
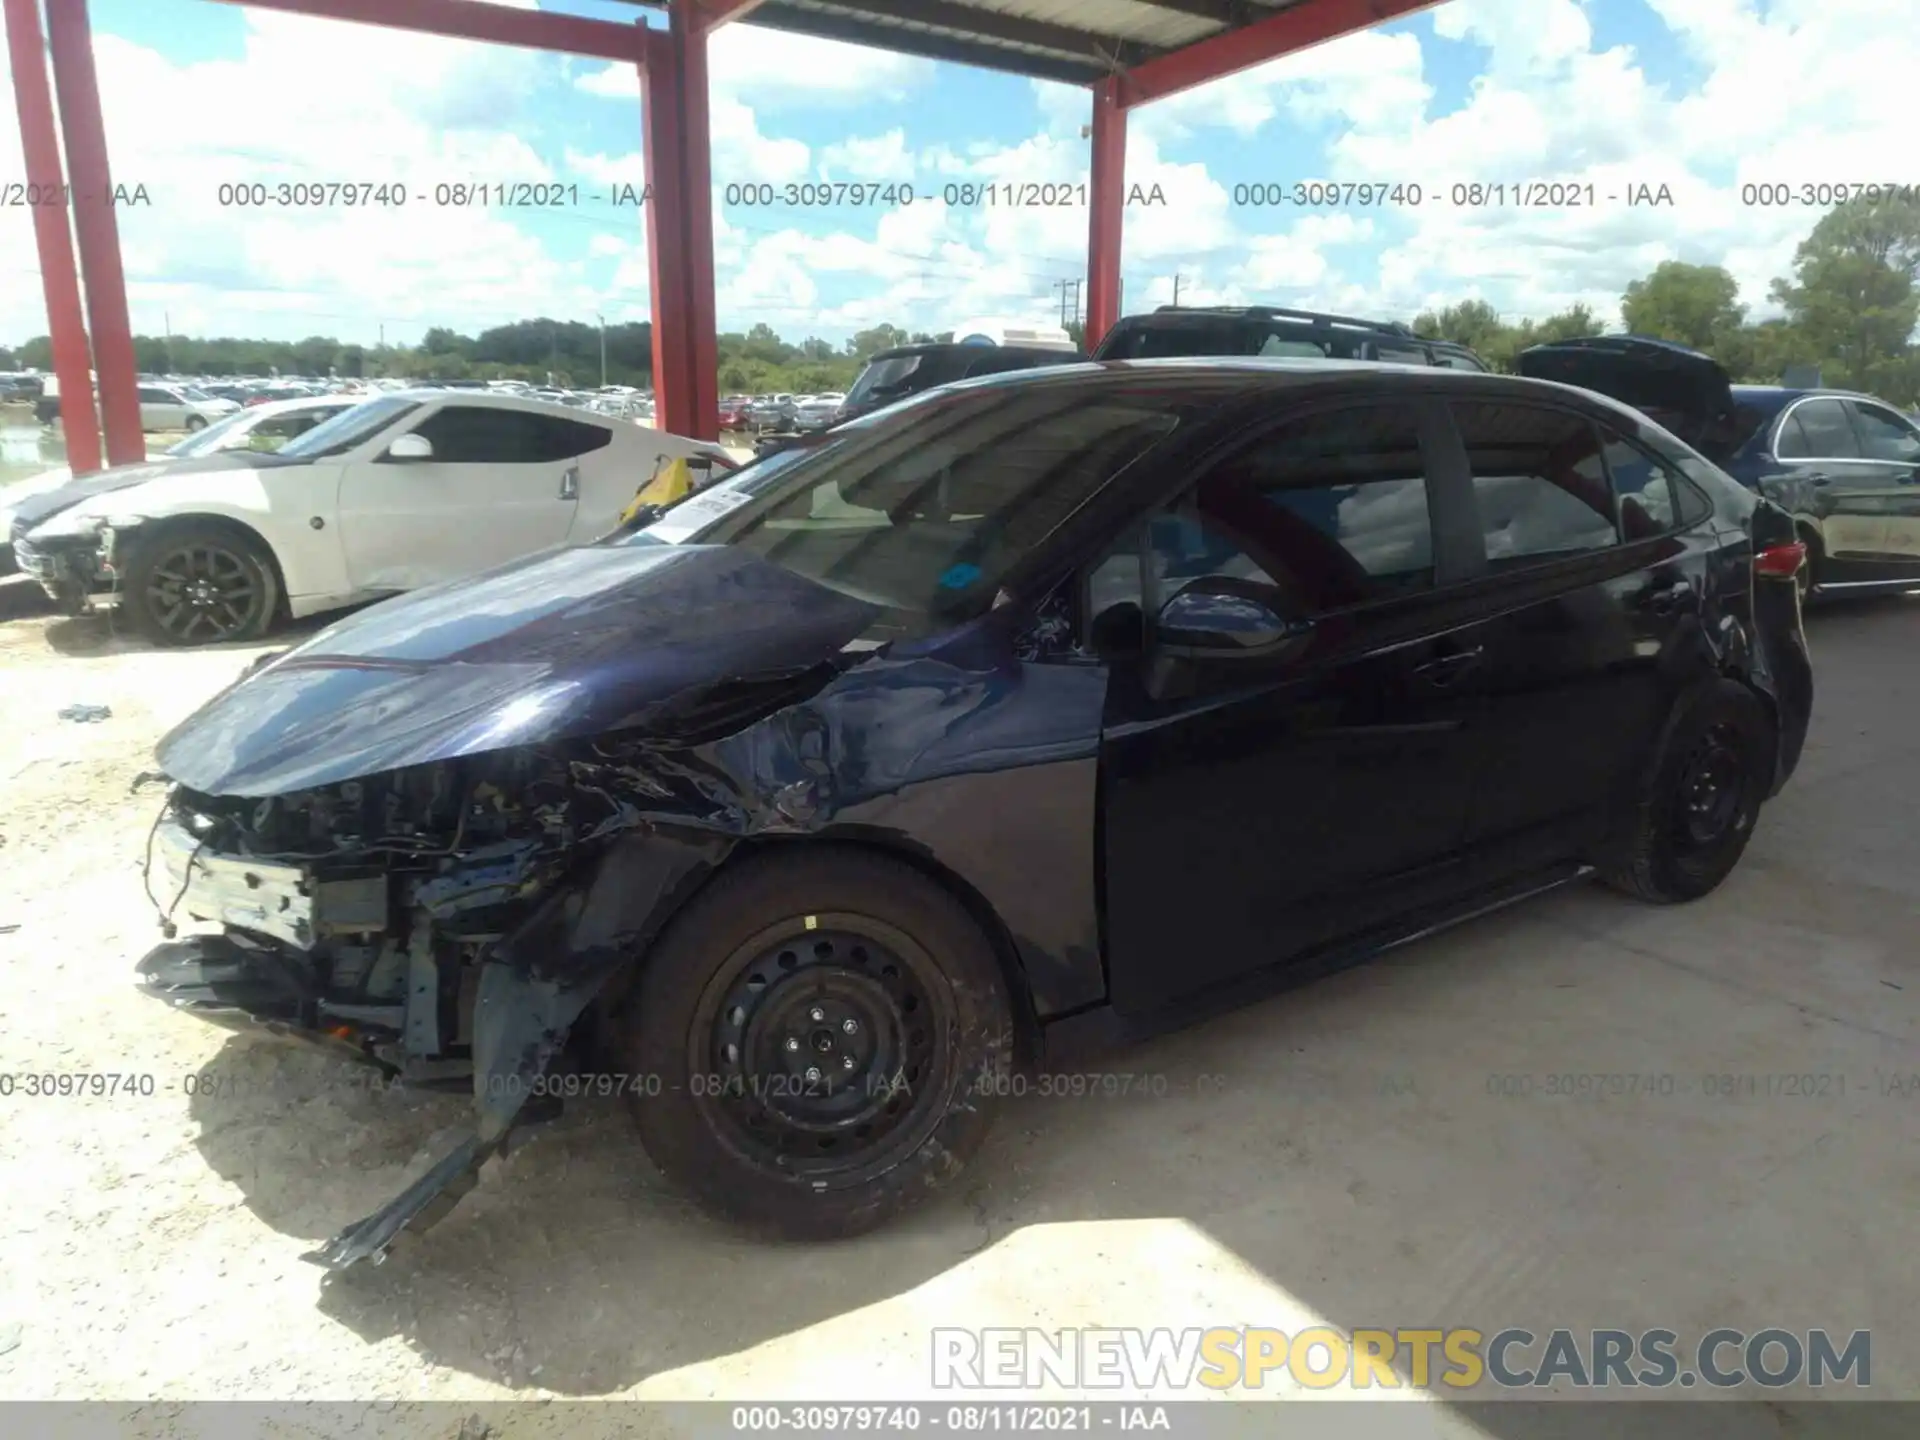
[932,1326,1871,1391]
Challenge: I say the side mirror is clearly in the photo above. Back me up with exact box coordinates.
[1155,580,1302,653]
[386,432,433,461]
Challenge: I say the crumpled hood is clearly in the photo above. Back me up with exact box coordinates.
[10,450,299,538]
[155,540,882,796]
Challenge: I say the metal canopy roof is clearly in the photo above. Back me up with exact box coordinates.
[652,0,1330,86]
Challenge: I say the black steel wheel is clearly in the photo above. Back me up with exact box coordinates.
[119,522,280,647]
[1601,679,1773,903]
[622,848,1014,1239]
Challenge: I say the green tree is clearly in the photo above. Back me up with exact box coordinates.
[1411,299,1507,354]
[1620,261,1745,349]
[1769,193,1920,395]
[845,323,908,360]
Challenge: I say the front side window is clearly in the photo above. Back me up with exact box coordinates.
[1849,402,1920,463]
[664,384,1194,635]
[1777,398,1860,460]
[1090,404,1436,627]
[406,406,553,464]
[1454,401,1618,568]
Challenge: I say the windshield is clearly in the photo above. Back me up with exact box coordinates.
[845,352,969,408]
[625,381,1192,637]
[276,395,423,459]
[179,386,214,401]
[165,407,259,457]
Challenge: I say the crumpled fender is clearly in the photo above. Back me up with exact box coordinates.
[306,828,730,1269]
[307,610,1109,1269]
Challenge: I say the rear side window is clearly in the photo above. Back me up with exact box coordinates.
[529,414,614,460]
[1453,402,1618,569]
[1777,398,1860,460]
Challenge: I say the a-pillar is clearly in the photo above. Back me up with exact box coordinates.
[44,0,142,465]
[641,9,718,441]
[1084,76,1127,351]
[3,0,100,474]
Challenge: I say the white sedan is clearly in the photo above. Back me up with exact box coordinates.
[14,389,735,646]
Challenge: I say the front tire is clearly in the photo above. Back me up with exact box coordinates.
[118,521,280,647]
[1602,679,1774,903]
[184,414,208,433]
[622,848,1014,1240]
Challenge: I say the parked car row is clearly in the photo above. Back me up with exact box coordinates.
[6,389,733,641]
[31,373,658,426]
[130,347,1814,1273]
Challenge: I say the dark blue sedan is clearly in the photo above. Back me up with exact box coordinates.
[1521,336,1920,597]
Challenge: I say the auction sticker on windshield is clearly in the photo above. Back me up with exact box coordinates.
[644,483,755,543]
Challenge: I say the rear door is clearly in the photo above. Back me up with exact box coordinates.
[1841,399,1920,577]
[1772,396,1887,566]
[137,385,183,431]
[1098,399,1494,1015]
[1439,397,1716,870]
[335,403,581,592]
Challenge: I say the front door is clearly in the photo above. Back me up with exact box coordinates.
[1098,401,1487,1017]
[336,404,581,592]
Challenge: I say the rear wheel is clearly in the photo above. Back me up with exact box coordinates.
[1602,680,1774,903]
[184,414,208,432]
[118,521,280,647]
[622,849,1014,1239]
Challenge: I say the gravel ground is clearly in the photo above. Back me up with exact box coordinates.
[3,575,1918,1439]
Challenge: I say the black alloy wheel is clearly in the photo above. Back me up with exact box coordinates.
[120,524,279,647]
[623,849,1014,1239]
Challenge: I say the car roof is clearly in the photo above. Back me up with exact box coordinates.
[1731,384,1885,408]
[383,387,622,421]
[241,394,357,418]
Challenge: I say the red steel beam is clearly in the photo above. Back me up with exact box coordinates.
[3,0,101,474]
[641,12,719,442]
[205,0,648,63]
[44,0,141,465]
[692,0,769,35]
[1084,76,1126,349]
[678,17,719,438]
[641,23,696,439]
[1120,0,1450,108]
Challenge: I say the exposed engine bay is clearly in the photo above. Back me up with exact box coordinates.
[143,738,691,1082]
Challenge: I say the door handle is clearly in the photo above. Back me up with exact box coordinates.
[1412,646,1484,686]
[1806,473,1832,487]
[559,466,579,500]
[1645,580,1695,615]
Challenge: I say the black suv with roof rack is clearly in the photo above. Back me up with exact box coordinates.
[1091,305,1490,372]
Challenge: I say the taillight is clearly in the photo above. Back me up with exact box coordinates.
[1754,541,1807,579]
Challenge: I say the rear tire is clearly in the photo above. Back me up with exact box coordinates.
[184,415,208,433]
[1601,680,1774,903]
[622,848,1014,1240]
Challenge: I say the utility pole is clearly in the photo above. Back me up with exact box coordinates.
[597,311,607,387]
[163,310,171,373]
[1055,279,1072,327]
[1172,273,1181,306]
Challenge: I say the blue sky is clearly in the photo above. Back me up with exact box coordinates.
[0,0,1904,348]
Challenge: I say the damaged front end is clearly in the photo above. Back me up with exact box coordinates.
[140,738,739,1266]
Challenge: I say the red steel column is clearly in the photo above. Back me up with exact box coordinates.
[1085,77,1127,350]
[3,0,100,474]
[678,11,718,441]
[640,13,718,442]
[44,0,142,464]
[641,23,695,438]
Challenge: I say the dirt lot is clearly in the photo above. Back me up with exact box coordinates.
[1,576,1918,1430]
